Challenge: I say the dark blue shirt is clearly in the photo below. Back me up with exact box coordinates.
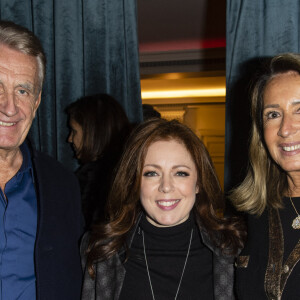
[0,143,37,300]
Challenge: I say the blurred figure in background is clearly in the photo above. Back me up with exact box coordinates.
[142,104,161,121]
[67,94,131,229]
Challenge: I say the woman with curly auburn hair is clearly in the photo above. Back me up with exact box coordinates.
[81,118,245,300]
[231,53,300,299]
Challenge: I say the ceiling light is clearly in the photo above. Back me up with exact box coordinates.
[141,88,226,99]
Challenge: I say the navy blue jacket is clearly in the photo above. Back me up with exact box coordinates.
[30,146,84,299]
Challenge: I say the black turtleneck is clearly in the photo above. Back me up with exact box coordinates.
[119,214,214,300]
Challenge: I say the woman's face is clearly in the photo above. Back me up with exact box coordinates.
[140,139,199,227]
[68,118,83,159]
[263,71,300,176]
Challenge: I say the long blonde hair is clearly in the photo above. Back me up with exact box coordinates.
[229,53,300,215]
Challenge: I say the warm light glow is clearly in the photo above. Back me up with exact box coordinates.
[141,88,226,99]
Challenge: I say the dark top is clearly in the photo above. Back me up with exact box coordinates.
[76,160,107,228]
[76,156,119,229]
[279,197,300,299]
[119,214,214,300]
[81,212,236,300]
[236,197,300,300]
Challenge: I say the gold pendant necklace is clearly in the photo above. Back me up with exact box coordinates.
[289,196,300,229]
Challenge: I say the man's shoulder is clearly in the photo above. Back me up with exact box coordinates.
[31,148,78,184]
[30,149,82,215]
[32,148,64,167]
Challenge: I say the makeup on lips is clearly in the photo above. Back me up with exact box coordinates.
[280,143,300,155]
[140,140,198,227]
[156,199,180,210]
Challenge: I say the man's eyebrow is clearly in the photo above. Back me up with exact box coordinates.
[16,82,35,92]
[0,80,35,92]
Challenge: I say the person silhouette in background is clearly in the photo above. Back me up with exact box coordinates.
[67,94,131,229]
[142,104,161,121]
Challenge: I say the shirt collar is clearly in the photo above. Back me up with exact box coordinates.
[18,142,33,176]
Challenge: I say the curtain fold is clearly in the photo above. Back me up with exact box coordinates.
[0,0,142,170]
[225,0,300,191]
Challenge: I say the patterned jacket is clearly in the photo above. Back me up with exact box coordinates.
[81,213,236,300]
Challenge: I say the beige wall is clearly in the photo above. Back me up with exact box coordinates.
[185,104,225,189]
[153,102,225,189]
[141,73,226,189]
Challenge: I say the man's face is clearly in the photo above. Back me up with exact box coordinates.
[0,44,41,153]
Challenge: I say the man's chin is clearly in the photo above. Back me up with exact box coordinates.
[0,138,23,152]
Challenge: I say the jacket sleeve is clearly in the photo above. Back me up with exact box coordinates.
[32,149,84,300]
[213,254,236,300]
[196,217,236,300]
[80,232,96,300]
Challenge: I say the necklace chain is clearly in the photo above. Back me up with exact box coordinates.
[289,196,300,215]
[142,228,193,300]
[289,195,300,229]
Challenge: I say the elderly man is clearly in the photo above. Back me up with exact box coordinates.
[0,21,83,299]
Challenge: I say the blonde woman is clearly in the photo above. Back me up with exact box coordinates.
[231,53,300,299]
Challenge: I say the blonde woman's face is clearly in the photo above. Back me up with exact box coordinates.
[140,139,199,227]
[263,71,300,176]
[68,118,83,159]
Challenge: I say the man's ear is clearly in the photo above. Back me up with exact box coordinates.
[33,92,41,117]
[196,185,199,194]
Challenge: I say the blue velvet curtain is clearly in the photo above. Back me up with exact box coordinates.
[0,0,142,170]
[225,0,300,191]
